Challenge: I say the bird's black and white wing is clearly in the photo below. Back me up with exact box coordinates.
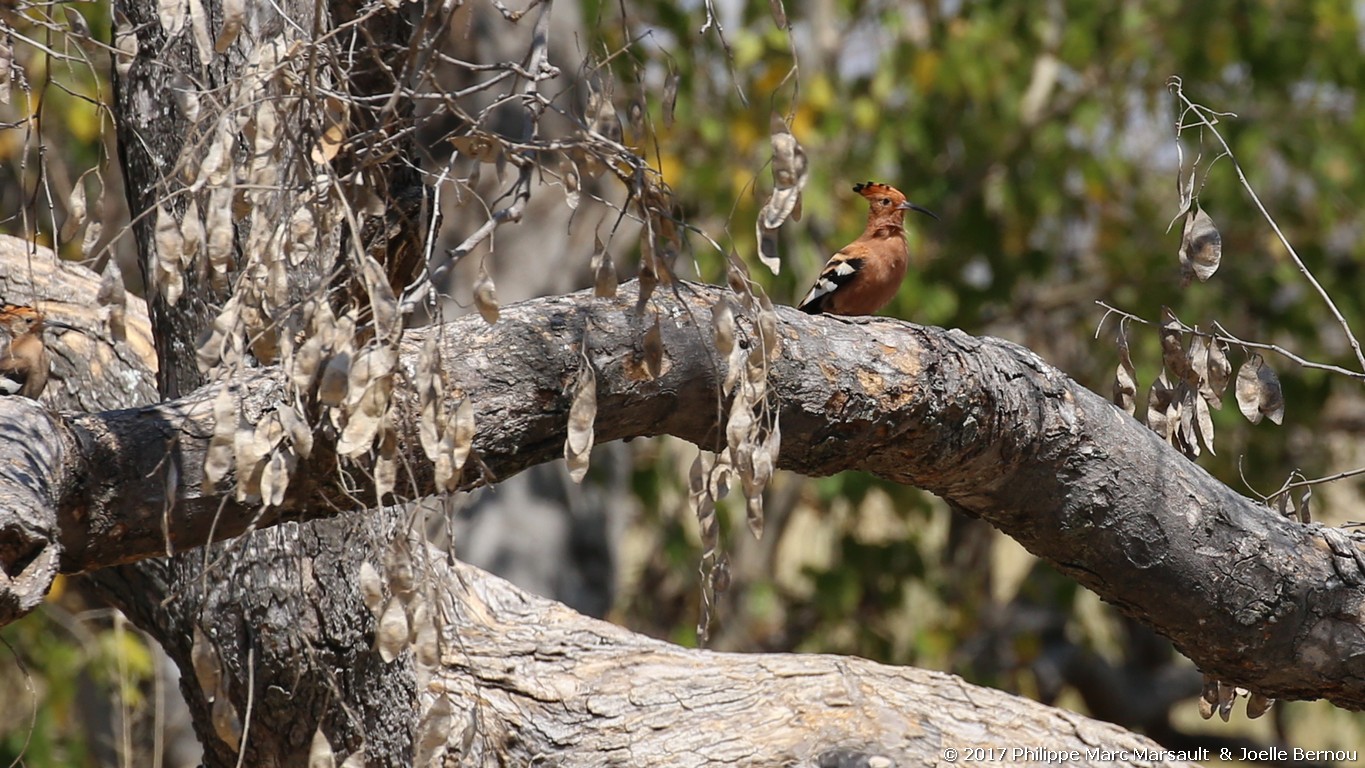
[797,254,864,314]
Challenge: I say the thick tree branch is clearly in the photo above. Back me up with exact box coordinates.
[425,554,1198,767]
[2,280,1364,709]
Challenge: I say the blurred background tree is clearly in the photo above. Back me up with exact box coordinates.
[3,0,1364,763]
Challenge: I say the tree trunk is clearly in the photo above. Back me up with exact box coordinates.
[94,0,429,758]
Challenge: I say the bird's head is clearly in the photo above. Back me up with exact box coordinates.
[0,304,78,336]
[0,304,45,336]
[852,181,938,223]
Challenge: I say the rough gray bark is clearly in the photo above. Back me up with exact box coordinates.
[428,553,1200,767]
[4,274,1365,715]
[100,0,426,758]
[0,238,158,410]
[0,242,158,621]
[112,0,237,398]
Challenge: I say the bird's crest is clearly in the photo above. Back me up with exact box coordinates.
[852,181,907,205]
[0,304,43,322]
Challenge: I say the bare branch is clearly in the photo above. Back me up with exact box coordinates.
[1095,300,1365,381]
[1167,77,1365,372]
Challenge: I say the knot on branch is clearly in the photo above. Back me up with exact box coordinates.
[1322,527,1365,586]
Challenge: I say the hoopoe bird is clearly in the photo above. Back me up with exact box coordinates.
[0,304,70,399]
[797,181,937,316]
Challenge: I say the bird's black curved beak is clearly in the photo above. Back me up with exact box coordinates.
[43,318,80,334]
[897,201,940,221]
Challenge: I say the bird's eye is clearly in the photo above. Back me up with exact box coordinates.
[881,198,890,206]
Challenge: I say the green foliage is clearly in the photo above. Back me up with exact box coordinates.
[0,608,91,766]
[0,4,110,250]
[0,594,157,767]
[799,536,927,661]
